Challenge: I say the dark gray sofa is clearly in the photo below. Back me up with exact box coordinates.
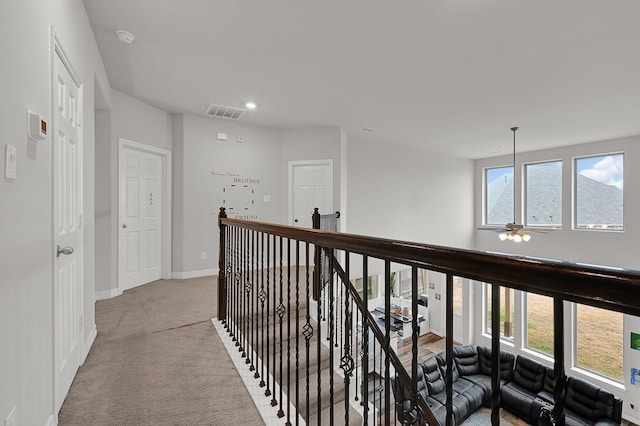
[392,345,623,426]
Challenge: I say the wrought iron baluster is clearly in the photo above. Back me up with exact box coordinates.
[240,228,247,356]
[445,273,453,426]
[277,237,285,418]
[295,240,300,426]
[264,234,271,397]
[491,283,501,426]
[341,252,353,426]
[384,261,392,426]
[328,249,335,424]
[316,245,323,426]
[303,243,312,422]
[362,256,369,425]
[271,234,278,407]
[231,226,237,343]
[286,238,292,426]
[258,232,265,383]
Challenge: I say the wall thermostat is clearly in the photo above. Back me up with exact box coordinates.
[28,110,48,141]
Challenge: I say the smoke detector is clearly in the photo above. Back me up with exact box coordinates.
[116,30,135,44]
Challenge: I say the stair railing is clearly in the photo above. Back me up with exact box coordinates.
[217,207,640,426]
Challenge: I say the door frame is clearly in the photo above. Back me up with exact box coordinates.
[50,31,84,415]
[117,138,172,293]
[287,159,334,225]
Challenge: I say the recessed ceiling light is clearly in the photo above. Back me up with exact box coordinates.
[245,101,257,110]
[116,30,135,44]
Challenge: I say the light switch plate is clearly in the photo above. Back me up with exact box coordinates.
[5,144,16,179]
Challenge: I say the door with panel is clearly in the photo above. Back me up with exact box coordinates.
[119,145,163,291]
[290,160,333,227]
[53,46,83,413]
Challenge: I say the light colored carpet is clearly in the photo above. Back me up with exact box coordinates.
[58,277,265,426]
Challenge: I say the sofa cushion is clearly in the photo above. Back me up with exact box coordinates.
[436,352,461,383]
[422,357,446,396]
[477,346,515,381]
[512,355,546,393]
[565,377,616,422]
[453,345,481,376]
[501,382,539,423]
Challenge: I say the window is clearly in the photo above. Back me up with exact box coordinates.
[485,284,515,342]
[575,154,623,230]
[526,161,562,227]
[453,277,463,316]
[525,293,553,355]
[396,269,425,299]
[485,166,514,225]
[575,304,623,381]
[354,275,380,300]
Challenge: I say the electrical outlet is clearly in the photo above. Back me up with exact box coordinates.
[4,406,16,426]
[200,251,207,260]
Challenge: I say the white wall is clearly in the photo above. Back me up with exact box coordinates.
[473,135,640,421]
[346,136,475,249]
[172,114,285,276]
[94,89,173,298]
[281,127,343,220]
[0,0,109,424]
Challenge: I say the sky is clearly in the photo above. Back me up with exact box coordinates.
[577,154,624,190]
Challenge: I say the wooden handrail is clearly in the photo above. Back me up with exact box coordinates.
[220,217,640,317]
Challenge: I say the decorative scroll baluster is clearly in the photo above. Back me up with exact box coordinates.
[277,237,285,418]
[241,228,247,357]
[230,226,237,342]
[355,304,360,404]
[341,252,353,426]
[303,243,312,422]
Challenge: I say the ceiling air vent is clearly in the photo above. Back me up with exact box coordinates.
[205,103,246,120]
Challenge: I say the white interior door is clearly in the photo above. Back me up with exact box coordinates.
[119,143,164,291]
[53,45,83,413]
[290,160,333,227]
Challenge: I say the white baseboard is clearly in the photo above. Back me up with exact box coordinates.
[171,268,219,279]
[82,324,97,364]
[95,288,121,300]
[44,414,55,426]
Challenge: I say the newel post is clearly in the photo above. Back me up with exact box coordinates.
[218,207,227,321]
[312,207,321,301]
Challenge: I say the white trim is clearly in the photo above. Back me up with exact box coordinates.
[44,414,55,426]
[95,288,122,300]
[117,138,172,293]
[171,268,219,279]
[212,319,305,425]
[288,159,334,226]
[81,324,97,364]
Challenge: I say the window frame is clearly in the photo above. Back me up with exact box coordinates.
[484,165,515,226]
[573,152,624,232]
[524,159,563,229]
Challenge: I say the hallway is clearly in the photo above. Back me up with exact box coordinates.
[58,278,264,425]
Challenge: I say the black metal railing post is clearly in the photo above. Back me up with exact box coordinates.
[312,207,321,301]
[554,297,566,426]
[218,207,227,320]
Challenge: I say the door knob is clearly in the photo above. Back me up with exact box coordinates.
[56,245,74,258]
[122,223,128,228]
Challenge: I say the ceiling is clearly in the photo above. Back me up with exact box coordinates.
[83,0,640,159]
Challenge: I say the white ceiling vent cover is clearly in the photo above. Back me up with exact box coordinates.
[205,103,246,120]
